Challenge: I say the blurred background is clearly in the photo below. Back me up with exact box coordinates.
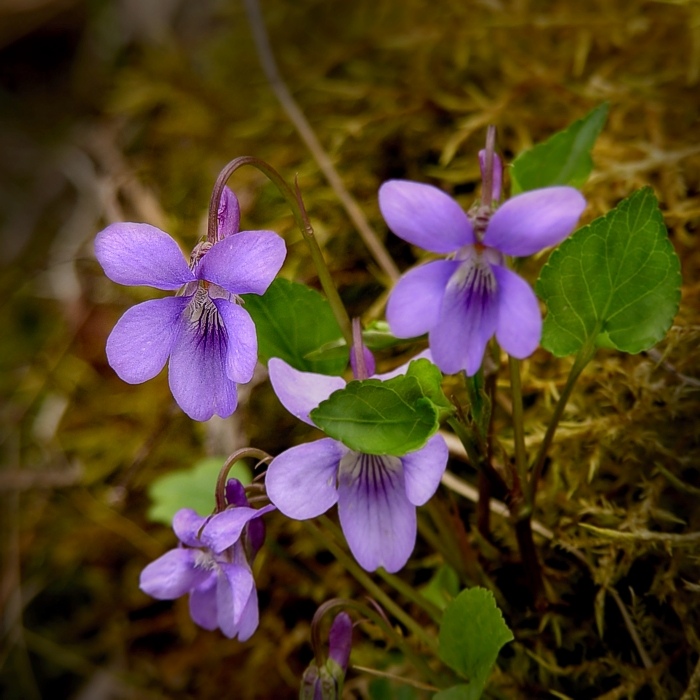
[1,0,700,698]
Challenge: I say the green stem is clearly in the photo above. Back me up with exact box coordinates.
[527,343,596,502]
[309,517,439,655]
[207,156,353,348]
[447,417,507,494]
[376,569,442,625]
[508,356,528,502]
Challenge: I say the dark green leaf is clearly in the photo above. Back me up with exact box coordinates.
[537,187,681,356]
[310,374,439,456]
[438,587,513,698]
[511,103,608,193]
[242,278,348,375]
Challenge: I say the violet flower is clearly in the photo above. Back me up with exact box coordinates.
[265,356,448,574]
[95,187,286,420]
[139,480,274,641]
[379,148,586,375]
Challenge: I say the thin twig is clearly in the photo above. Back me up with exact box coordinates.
[242,0,400,283]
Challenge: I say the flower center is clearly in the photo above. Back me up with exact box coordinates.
[338,451,403,500]
[468,202,495,243]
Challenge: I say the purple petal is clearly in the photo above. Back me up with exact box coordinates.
[233,583,260,642]
[202,505,275,554]
[168,296,238,421]
[268,358,346,427]
[401,433,449,506]
[217,187,240,240]
[197,230,286,295]
[225,479,248,508]
[379,180,474,253]
[492,265,542,359]
[95,223,195,290]
[328,612,352,670]
[172,508,209,547]
[216,564,254,639]
[430,256,499,375]
[106,296,189,384]
[266,439,345,519]
[337,452,416,573]
[386,260,461,338]
[213,299,258,384]
[139,548,208,599]
[189,574,218,630]
[483,187,586,257]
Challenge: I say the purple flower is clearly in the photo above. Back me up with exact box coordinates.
[265,357,448,573]
[379,156,586,375]
[95,187,286,420]
[139,488,274,641]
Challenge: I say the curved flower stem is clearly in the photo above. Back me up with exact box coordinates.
[527,342,596,503]
[207,156,353,349]
[307,517,440,656]
[214,446,271,512]
[242,0,400,284]
[313,598,443,687]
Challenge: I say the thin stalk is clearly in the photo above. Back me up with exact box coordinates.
[242,0,400,283]
[308,517,439,655]
[508,356,528,501]
[447,417,507,494]
[375,569,442,625]
[207,156,353,348]
[527,343,596,502]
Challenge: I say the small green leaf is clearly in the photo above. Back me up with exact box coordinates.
[438,587,513,698]
[511,103,608,193]
[242,278,348,375]
[147,457,251,525]
[537,187,681,356]
[310,374,439,456]
[420,564,460,611]
[405,358,455,417]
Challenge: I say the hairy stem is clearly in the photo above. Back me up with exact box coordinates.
[207,156,353,348]
[527,343,596,502]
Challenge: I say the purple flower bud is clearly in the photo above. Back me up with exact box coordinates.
[349,318,375,379]
[300,612,353,700]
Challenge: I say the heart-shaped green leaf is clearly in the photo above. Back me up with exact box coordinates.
[310,374,439,456]
[537,187,681,356]
[438,587,513,699]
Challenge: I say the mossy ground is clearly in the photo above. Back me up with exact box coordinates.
[1,1,700,698]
